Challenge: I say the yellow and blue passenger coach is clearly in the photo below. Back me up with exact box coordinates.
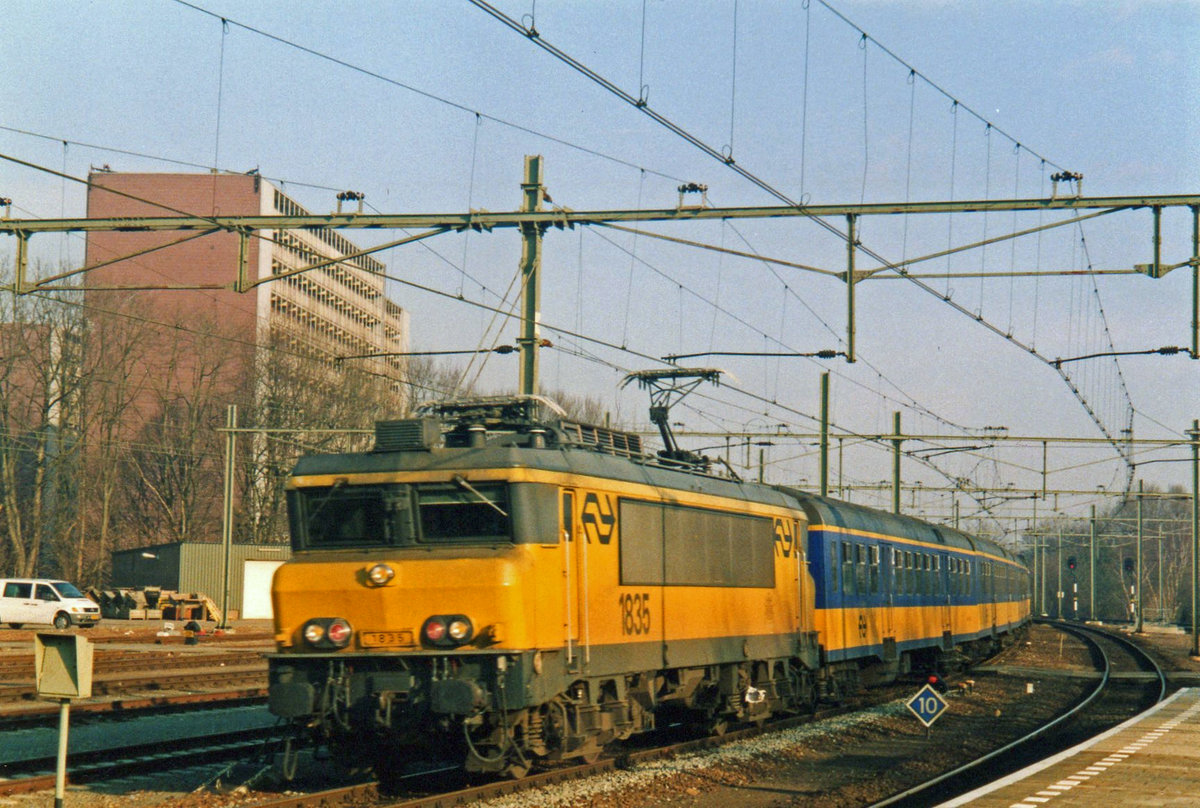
[793,496,1030,692]
[267,398,1029,780]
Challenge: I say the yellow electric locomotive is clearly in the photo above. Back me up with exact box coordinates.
[268,397,819,779]
[267,396,1029,780]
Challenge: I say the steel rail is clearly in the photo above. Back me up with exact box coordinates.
[0,663,265,704]
[0,726,283,797]
[237,701,865,808]
[868,621,1165,807]
[0,688,267,729]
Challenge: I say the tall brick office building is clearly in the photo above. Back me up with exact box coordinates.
[84,171,408,379]
[81,171,410,545]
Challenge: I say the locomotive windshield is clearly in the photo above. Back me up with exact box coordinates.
[289,481,512,549]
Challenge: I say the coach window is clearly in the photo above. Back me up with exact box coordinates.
[893,548,903,594]
[830,543,840,594]
[855,543,868,594]
[842,542,856,595]
[869,545,880,594]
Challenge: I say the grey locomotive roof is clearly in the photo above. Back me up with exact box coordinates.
[293,444,1017,565]
[292,444,799,511]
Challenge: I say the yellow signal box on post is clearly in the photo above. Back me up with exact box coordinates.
[35,633,93,700]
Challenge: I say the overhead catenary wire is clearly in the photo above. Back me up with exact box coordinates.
[4,145,1010,454]
[33,7,1147,436]
[0,144,1142,494]
[11,6,1161,506]
[167,0,689,186]
[465,0,1138,458]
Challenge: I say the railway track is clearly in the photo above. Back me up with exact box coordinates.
[0,661,266,705]
[220,706,860,808]
[0,647,264,679]
[1,624,1171,807]
[185,679,956,808]
[0,687,269,730]
[0,703,284,797]
[0,725,285,797]
[868,620,1168,806]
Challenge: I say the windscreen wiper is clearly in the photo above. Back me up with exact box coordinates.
[452,475,508,518]
[307,477,347,522]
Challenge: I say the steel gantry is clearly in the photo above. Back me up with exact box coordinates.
[5,183,1199,361]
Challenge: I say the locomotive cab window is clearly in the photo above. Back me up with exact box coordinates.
[290,483,399,548]
[288,481,513,549]
[416,483,510,544]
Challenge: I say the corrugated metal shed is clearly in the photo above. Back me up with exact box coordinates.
[110,541,291,618]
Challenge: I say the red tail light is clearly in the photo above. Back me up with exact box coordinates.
[422,614,473,647]
[424,617,447,642]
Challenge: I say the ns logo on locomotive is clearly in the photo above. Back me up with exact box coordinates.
[267,396,1030,781]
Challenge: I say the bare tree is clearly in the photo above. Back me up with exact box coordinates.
[116,308,253,545]
[68,297,156,584]
[0,275,86,578]
[238,331,406,544]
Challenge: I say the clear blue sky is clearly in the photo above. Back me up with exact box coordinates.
[2,0,1198,533]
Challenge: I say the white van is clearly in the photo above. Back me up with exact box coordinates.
[0,579,101,629]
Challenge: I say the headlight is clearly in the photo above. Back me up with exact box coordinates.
[422,614,473,647]
[303,622,326,644]
[366,563,394,586]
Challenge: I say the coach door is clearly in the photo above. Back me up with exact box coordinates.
[938,554,952,634]
[883,546,895,640]
[978,561,994,634]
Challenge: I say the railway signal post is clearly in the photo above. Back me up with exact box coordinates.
[906,684,949,739]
